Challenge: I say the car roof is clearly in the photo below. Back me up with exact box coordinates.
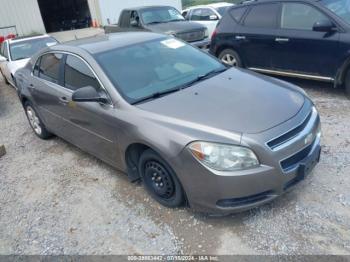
[9,34,53,44]
[123,5,177,11]
[55,32,167,55]
[237,0,319,5]
[184,2,233,10]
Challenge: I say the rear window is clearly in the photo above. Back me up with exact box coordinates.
[244,4,280,28]
[230,7,247,22]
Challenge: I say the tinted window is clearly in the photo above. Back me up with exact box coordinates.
[230,7,247,22]
[96,38,225,104]
[33,57,41,77]
[281,3,330,30]
[182,11,189,20]
[244,4,279,28]
[191,8,216,21]
[64,55,101,91]
[39,53,62,84]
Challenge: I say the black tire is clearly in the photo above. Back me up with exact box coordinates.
[138,149,185,208]
[345,69,350,99]
[24,101,53,139]
[218,49,242,67]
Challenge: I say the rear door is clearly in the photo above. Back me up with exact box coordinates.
[30,52,67,133]
[238,3,281,69]
[271,2,340,78]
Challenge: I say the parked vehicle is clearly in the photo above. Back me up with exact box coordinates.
[210,0,350,97]
[15,32,321,214]
[0,35,58,87]
[104,6,210,49]
[182,2,234,39]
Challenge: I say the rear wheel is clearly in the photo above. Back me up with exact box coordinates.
[24,101,53,139]
[345,69,350,99]
[139,149,185,208]
[219,49,242,67]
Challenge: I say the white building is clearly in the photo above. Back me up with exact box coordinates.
[0,0,182,36]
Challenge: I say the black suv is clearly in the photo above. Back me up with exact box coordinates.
[210,0,350,97]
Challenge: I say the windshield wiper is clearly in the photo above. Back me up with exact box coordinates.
[179,67,228,89]
[132,87,182,105]
[147,21,164,25]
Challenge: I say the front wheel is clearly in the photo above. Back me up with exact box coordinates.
[138,149,185,208]
[218,49,242,67]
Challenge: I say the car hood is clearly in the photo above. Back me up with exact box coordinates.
[8,58,30,74]
[145,21,206,34]
[137,68,305,134]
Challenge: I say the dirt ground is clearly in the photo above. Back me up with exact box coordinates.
[0,73,349,255]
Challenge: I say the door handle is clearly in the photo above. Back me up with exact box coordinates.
[275,38,289,42]
[235,35,246,40]
[59,96,69,104]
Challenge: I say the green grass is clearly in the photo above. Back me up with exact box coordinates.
[182,0,241,8]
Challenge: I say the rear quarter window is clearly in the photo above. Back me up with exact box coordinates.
[230,7,248,23]
[244,3,280,28]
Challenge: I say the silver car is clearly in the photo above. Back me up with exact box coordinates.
[15,32,321,214]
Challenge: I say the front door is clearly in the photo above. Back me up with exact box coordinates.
[271,2,340,78]
[59,54,120,166]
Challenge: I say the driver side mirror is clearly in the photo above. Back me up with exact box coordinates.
[313,20,336,32]
[209,15,219,20]
[72,86,109,104]
[0,55,7,62]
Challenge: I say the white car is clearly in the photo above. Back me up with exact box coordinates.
[182,2,234,39]
[0,35,57,87]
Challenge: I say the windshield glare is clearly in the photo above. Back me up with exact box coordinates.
[321,0,350,24]
[96,38,225,104]
[10,37,57,61]
[141,7,185,24]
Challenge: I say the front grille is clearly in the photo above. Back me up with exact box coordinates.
[267,111,312,150]
[280,141,314,172]
[176,30,205,43]
[216,190,274,208]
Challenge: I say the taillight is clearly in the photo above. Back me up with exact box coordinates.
[212,28,218,39]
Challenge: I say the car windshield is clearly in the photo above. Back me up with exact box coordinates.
[321,0,350,24]
[96,38,226,104]
[215,6,232,16]
[141,7,185,24]
[10,37,57,61]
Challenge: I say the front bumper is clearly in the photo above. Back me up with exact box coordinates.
[171,103,321,214]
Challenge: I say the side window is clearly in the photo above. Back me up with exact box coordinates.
[130,11,141,27]
[64,55,101,91]
[3,42,9,58]
[39,53,62,84]
[182,11,189,20]
[281,3,330,30]
[230,7,247,23]
[191,8,216,21]
[244,4,279,28]
[33,57,41,77]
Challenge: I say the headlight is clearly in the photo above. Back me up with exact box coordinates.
[188,141,259,171]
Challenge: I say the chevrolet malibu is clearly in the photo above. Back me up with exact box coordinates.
[15,32,321,214]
